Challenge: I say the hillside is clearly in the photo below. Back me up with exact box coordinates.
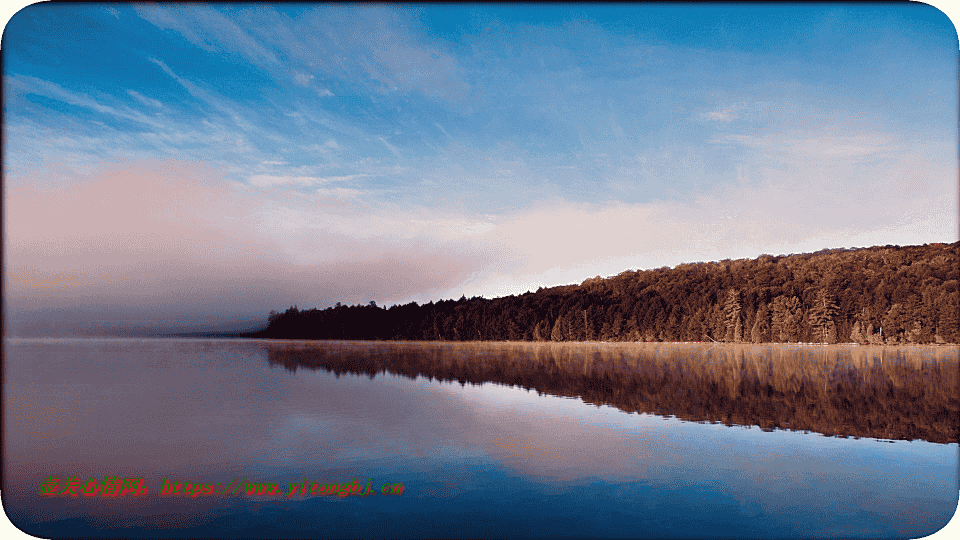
[256,242,959,344]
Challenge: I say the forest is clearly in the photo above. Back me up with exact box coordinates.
[255,242,960,345]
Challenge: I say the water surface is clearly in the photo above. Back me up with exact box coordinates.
[4,339,957,538]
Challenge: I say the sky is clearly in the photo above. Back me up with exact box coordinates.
[2,2,958,332]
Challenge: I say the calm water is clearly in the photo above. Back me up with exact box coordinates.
[3,338,957,538]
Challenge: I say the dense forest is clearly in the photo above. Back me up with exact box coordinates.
[256,242,960,345]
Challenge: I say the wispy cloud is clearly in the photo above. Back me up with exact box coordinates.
[148,57,255,132]
[293,71,313,86]
[355,10,472,104]
[126,89,165,110]
[710,130,900,161]
[134,4,279,67]
[247,175,326,187]
[319,174,368,182]
[315,187,364,199]
[246,173,369,187]
[8,75,167,130]
[378,137,403,159]
[135,5,471,109]
[701,104,742,122]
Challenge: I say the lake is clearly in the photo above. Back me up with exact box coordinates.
[3,338,957,538]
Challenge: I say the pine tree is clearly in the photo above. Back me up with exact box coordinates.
[723,289,743,342]
[808,289,839,343]
[935,292,958,343]
[712,303,727,342]
[771,296,802,342]
[882,303,905,344]
[532,320,546,341]
[550,314,565,342]
[751,303,769,343]
[826,324,838,344]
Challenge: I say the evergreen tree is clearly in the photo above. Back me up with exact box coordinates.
[626,316,641,341]
[751,304,770,343]
[532,319,546,341]
[882,303,905,344]
[551,315,565,342]
[712,303,727,342]
[808,289,839,343]
[724,289,743,342]
[771,296,802,342]
[935,291,958,343]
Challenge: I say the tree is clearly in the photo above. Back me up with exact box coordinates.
[882,303,906,344]
[849,321,866,344]
[724,289,743,342]
[751,304,770,343]
[532,319,546,341]
[610,312,624,339]
[625,316,641,341]
[771,296,802,342]
[711,303,728,342]
[808,289,839,343]
[935,290,959,343]
[550,315,565,342]
[866,323,884,345]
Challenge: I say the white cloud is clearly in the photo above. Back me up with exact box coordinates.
[148,57,255,132]
[701,104,744,122]
[315,187,364,198]
[8,75,167,130]
[293,71,314,86]
[247,174,326,187]
[378,137,403,158]
[708,130,909,170]
[246,173,368,188]
[135,4,279,67]
[126,89,165,110]
[319,174,367,182]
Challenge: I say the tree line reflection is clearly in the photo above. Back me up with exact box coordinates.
[266,342,958,444]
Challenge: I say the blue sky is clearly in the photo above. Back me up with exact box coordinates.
[2,3,958,327]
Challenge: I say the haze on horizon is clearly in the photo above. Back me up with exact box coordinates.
[3,3,958,336]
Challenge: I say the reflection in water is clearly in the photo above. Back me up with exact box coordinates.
[268,342,959,444]
[5,338,957,538]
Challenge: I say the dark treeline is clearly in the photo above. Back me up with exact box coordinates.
[256,242,960,344]
[266,342,959,444]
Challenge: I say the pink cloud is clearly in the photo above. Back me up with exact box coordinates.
[5,159,487,328]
